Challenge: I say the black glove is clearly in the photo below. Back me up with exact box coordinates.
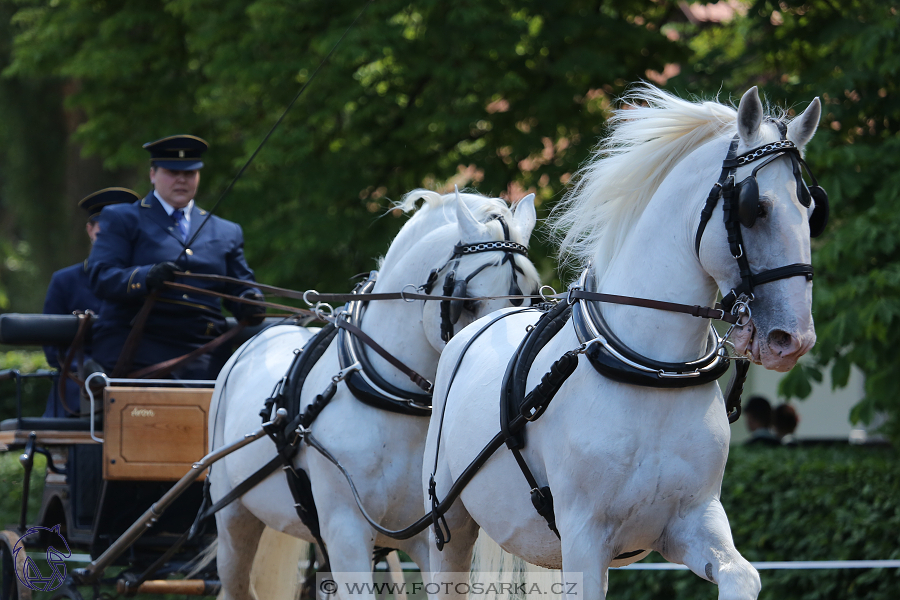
[239,292,266,326]
[146,261,179,291]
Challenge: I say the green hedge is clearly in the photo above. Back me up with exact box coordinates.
[0,349,52,419]
[611,445,900,599]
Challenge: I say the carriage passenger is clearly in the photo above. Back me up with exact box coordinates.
[87,135,265,380]
[42,188,140,417]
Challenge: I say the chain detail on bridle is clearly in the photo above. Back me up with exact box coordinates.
[453,240,528,256]
[731,140,797,166]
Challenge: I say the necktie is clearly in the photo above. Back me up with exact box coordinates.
[173,209,188,242]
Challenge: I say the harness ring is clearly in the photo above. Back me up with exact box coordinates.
[539,285,558,304]
[400,284,418,303]
[302,289,319,307]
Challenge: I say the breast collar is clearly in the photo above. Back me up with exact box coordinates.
[571,267,731,388]
[337,272,433,416]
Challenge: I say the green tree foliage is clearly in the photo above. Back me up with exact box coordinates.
[668,1,900,441]
[3,0,688,292]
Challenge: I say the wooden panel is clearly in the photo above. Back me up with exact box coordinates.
[104,387,212,481]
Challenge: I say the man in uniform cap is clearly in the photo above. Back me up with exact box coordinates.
[88,135,265,380]
[42,187,140,416]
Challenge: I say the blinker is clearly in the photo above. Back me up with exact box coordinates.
[736,176,760,228]
[449,279,468,324]
[808,185,829,238]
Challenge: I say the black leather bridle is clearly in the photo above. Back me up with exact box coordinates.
[695,121,828,312]
[421,215,530,341]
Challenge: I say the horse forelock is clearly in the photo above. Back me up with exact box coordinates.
[381,189,520,273]
[549,84,783,281]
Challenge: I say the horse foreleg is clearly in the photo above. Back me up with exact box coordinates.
[426,496,479,599]
[317,510,379,600]
[216,501,266,600]
[662,498,761,600]
[558,520,612,600]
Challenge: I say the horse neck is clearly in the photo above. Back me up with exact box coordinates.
[593,140,725,363]
[358,227,456,389]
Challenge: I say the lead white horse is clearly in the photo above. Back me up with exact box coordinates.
[425,85,822,599]
[208,188,540,599]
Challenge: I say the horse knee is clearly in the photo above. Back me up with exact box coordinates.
[715,558,760,600]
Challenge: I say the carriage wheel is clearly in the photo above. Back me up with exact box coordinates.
[48,587,83,600]
[0,530,23,600]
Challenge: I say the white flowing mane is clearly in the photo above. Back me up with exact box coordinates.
[381,189,525,271]
[550,85,748,280]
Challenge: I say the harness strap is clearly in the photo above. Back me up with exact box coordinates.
[200,456,282,522]
[58,312,92,415]
[111,291,158,377]
[127,321,247,379]
[724,360,750,423]
[695,137,740,255]
[333,318,433,393]
[567,289,735,324]
[174,272,538,305]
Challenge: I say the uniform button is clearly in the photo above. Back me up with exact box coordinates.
[136,283,141,289]
[168,226,174,231]
[186,249,193,256]
[185,270,191,274]
[183,294,189,300]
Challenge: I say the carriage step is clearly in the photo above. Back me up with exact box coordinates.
[116,578,221,596]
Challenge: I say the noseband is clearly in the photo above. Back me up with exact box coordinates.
[421,215,529,342]
[695,120,828,312]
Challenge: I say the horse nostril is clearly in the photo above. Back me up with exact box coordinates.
[767,329,798,355]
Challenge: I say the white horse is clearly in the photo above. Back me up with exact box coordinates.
[425,85,822,599]
[208,188,541,600]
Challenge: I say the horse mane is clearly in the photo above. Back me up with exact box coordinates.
[380,188,521,270]
[549,84,747,281]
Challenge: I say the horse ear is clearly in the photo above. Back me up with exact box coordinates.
[513,193,537,241]
[737,86,763,143]
[455,186,489,241]
[787,97,821,149]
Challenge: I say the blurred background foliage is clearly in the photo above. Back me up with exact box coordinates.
[0,0,897,439]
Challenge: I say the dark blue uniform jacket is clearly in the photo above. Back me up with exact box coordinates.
[88,193,261,378]
[42,260,100,416]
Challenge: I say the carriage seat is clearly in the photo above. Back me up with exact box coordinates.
[0,417,94,431]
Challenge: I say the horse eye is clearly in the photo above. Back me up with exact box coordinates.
[463,300,479,313]
[757,203,767,219]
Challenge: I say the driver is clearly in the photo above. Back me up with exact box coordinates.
[87,135,265,380]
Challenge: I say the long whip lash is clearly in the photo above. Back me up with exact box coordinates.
[177,0,374,259]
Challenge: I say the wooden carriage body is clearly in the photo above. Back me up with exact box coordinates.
[0,313,274,598]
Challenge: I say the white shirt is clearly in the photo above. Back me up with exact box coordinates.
[154,191,193,227]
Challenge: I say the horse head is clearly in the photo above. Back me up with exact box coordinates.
[699,86,823,371]
[420,188,539,352]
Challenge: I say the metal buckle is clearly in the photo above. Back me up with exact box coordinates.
[567,286,582,306]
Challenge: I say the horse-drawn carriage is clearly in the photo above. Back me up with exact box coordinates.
[0,84,827,600]
[0,313,293,600]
